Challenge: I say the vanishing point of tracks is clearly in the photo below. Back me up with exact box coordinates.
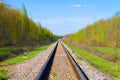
[36,41,88,80]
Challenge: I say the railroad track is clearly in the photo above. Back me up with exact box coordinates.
[36,41,88,80]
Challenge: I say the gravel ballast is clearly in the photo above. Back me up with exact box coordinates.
[7,44,56,80]
[49,43,77,80]
[6,42,113,80]
[63,43,113,80]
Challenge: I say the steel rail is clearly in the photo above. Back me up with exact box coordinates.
[36,42,58,80]
[36,41,89,80]
[60,42,89,80]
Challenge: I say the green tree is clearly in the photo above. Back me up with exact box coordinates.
[20,4,30,44]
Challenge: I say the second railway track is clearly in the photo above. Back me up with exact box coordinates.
[36,41,88,80]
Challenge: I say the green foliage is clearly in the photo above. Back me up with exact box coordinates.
[0,70,7,80]
[20,4,30,42]
[0,46,30,60]
[0,2,57,46]
[0,46,14,58]
[67,15,120,47]
[0,45,50,66]
[66,43,120,78]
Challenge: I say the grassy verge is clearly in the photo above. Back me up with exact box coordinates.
[0,44,50,79]
[89,47,120,64]
[0,45,50,66]
[66,43,120,78]
[0,69,7,80]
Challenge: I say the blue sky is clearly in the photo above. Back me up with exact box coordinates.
[2,0,120,35]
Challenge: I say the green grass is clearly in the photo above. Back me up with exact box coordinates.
[0,45,50,66]
[0,70,7,80]
[89,46,120,64]
[90,47,120,57]
[66,43,120,78]
[51,70,57,77]
[90,47,115,55]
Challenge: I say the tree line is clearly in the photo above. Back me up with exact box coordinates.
[64,14,120,47]
[0,2,57,46]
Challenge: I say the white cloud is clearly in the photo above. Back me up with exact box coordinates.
[70,4,87,8]
[70,4,81,8]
